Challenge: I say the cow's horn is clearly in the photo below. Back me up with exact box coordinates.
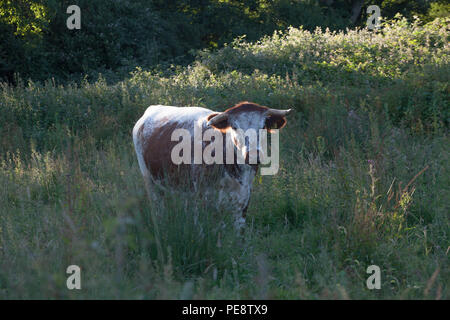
[266,108,292,117]
[208,112,229,126]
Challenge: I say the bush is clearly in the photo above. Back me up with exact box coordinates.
[2,0,446,84]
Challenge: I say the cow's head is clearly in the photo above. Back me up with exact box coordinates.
[207,102,292,164]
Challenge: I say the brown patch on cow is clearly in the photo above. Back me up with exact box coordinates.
[207,113,220,120]
[265,115,287,132]
[143,122,182,180]
[224,101,269,115]
[137,122,145,139]
[224,101,287,132]
[207,112,230,132]
[142,120,230,189]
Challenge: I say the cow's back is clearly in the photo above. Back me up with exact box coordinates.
[133,105,214,183]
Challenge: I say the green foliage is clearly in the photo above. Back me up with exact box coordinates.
[198,16,449,131]
[427,2,450,21]
[1,0,447,83]
[0,0,50,37]
[0,0,200,82]
[0,16,448,299]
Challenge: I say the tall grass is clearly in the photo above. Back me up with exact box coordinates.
[0,17,448,299]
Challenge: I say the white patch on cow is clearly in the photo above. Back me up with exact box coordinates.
[132,116,150,179]
[228,111,267,161]
[137,105,212,138]
[203,128,224,165]
[218,166,255,215]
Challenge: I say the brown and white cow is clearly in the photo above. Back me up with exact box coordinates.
[132,101,291,229]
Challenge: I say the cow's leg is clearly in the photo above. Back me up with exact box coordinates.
[233,201,250,231]
[233,214,246,231]
[242,200,250,218]
[233,184,253,232]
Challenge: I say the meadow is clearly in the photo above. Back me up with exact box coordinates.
[0,16,448,299]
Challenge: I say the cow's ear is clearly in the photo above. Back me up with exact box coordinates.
[207,113,229,131]
[265,115,287,132]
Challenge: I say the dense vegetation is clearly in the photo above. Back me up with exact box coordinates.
[0,1,448,299]
[1,0,449,83]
